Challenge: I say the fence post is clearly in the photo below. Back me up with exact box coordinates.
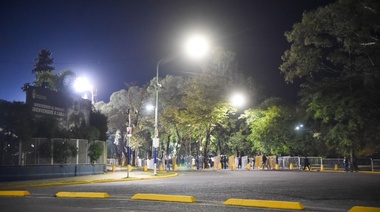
[371,158,374,172]
[320,157,324,171]
[298,157,301,170]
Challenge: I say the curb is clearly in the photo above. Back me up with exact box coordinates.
[55,191,110,198]
[0,190,30,196]
[131,193,197,203]
[0,172,178,190]
[224,198,305,210]
[348,206,380,212]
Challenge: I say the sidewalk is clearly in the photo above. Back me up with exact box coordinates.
[0,169,177,190]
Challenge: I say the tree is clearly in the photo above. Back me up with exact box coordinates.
[88,142,104,164]
[32,49,55,74]
[34,70,76,92]
[243,98,305,155]
[280,0,380,157]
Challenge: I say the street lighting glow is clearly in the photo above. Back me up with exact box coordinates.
[231,93,245,108]
[184,35,210,59]
[74,76,93,93]
[73,76,95,103]
[146,104,155,111]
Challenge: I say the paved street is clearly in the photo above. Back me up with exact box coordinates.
[0,169,379,212]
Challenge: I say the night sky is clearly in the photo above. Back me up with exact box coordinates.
[0,0,334,103]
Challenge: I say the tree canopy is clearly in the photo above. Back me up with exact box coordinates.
[280,0,380,156]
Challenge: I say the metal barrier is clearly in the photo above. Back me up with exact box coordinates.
[278,156,322,170]
[1,138,106,166]
[372,159,380,172]
[321,158,344,170]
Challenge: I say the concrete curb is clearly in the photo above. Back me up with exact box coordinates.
[0,172,178,190]
[131,193,197,203]
[0,190,30,196]
[348,206,380,212]
[224,198,305,210]
[55,191,110,198]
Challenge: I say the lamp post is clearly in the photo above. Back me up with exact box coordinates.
[153,34,209,175]
[153,60,162,176]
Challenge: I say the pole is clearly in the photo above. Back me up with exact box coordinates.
[127,110,131,178]
[154,60,162,176]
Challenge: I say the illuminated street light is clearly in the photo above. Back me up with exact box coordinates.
[295,124,304,131]
[230,93,246,108]
[73,76,95,104]
[154,34,209,175]
[184,35,210,59]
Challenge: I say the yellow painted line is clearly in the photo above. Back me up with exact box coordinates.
[224,198,305,210]
[349,206,380,212]
[55,192,110,198]
[131,193,196,203]
[0,190,30,196]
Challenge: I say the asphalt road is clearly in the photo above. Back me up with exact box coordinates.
[1,170,379,212]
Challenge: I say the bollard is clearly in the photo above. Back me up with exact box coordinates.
[174,164,178,171]
[290,163,294,170]
[275,164,279,170]
[159,165,163,171]
[321,164,324,171]
[143,165,148,172]
[112,165,116,172]
[232,164,236,170]
[247,163,251,170]
[334,164,338,171]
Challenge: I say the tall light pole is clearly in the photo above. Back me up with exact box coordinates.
[153,34,209,175]
[153,59,162,176]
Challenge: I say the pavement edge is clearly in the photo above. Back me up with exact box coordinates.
[224,198,305,210]
[131,193,197,203]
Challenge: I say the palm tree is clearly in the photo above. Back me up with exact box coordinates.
[34,70,76,93]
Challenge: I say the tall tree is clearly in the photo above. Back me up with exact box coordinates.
[280,0,380,156]
[32,49,55,74]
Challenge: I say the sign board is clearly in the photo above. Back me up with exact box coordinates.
[153,138,159,148]
[25,86,91,129]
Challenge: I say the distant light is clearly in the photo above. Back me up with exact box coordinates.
[295,124,304,131]
[146,104,155,111]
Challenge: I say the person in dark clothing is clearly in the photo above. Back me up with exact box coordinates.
[303,157,311,171]
[262,154,267,169]
[238,155,242,169]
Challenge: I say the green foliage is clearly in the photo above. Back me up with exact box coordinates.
[280,0,380,156]
[38,139,77,164]
[32,49,55,74]
[53,140,77,164]
[88,142,104,164]
[243,98,303,155]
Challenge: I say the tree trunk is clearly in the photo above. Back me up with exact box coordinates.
[203,129,211,169]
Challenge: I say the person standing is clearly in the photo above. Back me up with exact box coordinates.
[238,155,242,169]
[343,157,349,172]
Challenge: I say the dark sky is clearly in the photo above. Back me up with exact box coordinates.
[0,0,334,103]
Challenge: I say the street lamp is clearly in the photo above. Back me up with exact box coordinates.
[230,93,246,108]
[73,76,95,104]
[153,34,209,175]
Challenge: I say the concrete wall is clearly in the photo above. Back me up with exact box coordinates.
[0,164,106,182]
